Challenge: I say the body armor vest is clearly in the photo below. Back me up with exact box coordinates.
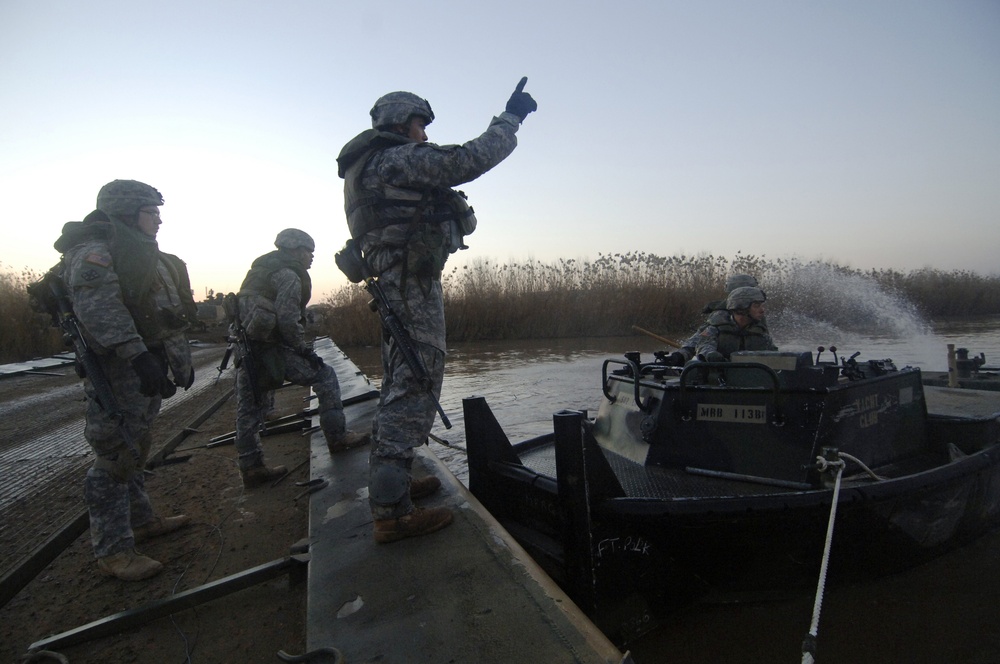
[54,214,194,340]
[714,319,774,358]
[337,130,477,274]
[238,251,312,317]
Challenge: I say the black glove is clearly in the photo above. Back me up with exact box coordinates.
[701,351,727,363]
[131,351,174,398]
[302,349,325,371]
[666,351,687,367]
[505,76,537,122]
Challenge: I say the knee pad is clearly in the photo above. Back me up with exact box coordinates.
[369,462,409,506]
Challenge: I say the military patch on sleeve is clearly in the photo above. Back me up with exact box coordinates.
[80,268,101,282]
[84,253,111,268]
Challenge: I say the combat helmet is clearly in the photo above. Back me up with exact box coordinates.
[96,180,164,221]
[725,273,758,292]
[370,92,435,130]
[274,228,315,252]
[727,286,767,312]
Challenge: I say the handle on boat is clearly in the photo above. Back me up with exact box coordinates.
[602,358,655,412]
[632,325,685,349]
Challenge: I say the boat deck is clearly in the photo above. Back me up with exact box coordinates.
[924,384,1000,417]
[305,340,626,663]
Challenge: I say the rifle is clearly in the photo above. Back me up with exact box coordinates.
[216,342,234,383]
[222,292,266,430]
[30,270,139,461]
[335,240,452,429]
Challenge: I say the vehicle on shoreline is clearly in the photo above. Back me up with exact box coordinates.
[464,347,1000,644]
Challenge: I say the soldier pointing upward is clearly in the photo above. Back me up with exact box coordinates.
[337,78,537,543]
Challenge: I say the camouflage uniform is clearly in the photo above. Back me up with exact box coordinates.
[338,102,523,520]
[234,245,352,470]
[56,214,193,559]
[696,286,778,360]
[694,311,777,359]
[672,275,763,364]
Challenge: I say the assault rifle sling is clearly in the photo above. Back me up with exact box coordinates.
[335,240,452,429]
[38,272,140,461]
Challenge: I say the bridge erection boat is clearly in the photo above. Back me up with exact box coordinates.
[464,348,1000,644]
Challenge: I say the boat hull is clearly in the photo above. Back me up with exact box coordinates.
[465,371,1000,644]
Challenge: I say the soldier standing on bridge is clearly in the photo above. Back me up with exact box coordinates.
[337,79,537,542]
[53,180,196,581]
[232,229,370,488]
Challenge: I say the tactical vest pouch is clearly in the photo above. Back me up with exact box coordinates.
[241,296,278,342]
[449,190,477,236]
[406,223,448,279]
[335,240,366,284]
[252,342,286,392]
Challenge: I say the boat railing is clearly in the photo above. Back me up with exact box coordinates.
[601,358,664,412]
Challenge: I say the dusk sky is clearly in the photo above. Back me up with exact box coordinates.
[2,1,998,301]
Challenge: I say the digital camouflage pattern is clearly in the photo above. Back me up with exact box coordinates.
[369,91,435,129]
[82,353,157,557]
[234,350,347,469]
[701,274,760,315]
[726,286,767,312]
[273,228,315,252]
[59,219,192,560]
[96,179,164,221]
[694,310,777,360]
[234,253,350,467]
[725,273,758,292]
[238,252,311,350]
[338,106,523,520]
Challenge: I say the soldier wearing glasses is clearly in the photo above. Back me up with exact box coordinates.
[54,179,196,581]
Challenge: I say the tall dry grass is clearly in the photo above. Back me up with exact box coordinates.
[318,253,1000,348]
[0,265,65,363]
[4,255,1000,363]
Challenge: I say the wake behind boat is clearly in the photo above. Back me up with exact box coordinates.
[464,347,1000,645]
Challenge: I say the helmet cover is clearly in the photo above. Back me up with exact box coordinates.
[725,273,758,292]
[370,91,435,129]
[96,179,164,220]
[726,286,767,311]
[274,228,315,251]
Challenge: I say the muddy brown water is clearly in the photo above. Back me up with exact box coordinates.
[5,318,999,662]
[349,324,1000,664]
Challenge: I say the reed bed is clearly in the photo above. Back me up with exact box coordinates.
[3,254,1000,363]
[318,253,1000,348]
[0,265,64,364]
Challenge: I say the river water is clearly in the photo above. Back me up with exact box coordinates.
[345,316,1000,664]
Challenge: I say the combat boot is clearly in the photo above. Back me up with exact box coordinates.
[373,506,453,544]
[327,430,371,454]
[97,550,163,581]
[409,475,441,500]
[133,514,191,543]
[241,462,288,488]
